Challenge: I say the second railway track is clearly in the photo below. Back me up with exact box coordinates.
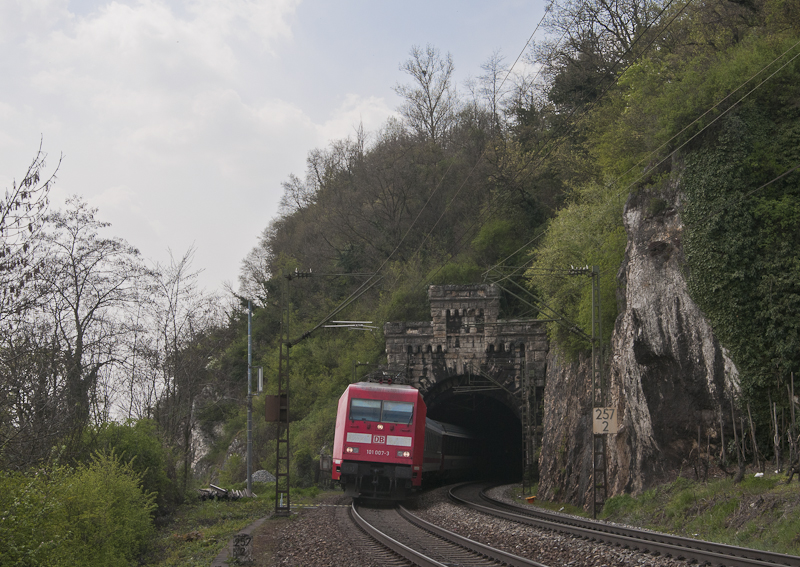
[449,482,800,567]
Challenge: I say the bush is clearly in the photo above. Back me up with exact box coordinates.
[219,453,246,485]
[0,469,62,566]
[53,453,156,566]
[84,419,179,515]
[0,453,156,567]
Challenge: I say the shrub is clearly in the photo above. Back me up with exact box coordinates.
[0,469,62,566]
[0,453,156,567]
[85,419,178,515]
[219,453,246,485]
[52,453,156,566]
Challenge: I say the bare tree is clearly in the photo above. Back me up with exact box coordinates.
[394,44,460,144]
[0,144,62,468]
[148,247,222,489]
[466,50,512,134]
[37,196,149,444]
[0,141,60,320]
[531,0,660,110]
[238,223,277,307]
[0,313,68,469]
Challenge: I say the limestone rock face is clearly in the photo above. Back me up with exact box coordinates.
[537,350,594,505]
[538,180,739,509]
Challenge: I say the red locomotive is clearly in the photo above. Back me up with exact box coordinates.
[332,380,479,499]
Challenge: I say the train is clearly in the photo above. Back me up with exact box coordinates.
[332,380,480,499]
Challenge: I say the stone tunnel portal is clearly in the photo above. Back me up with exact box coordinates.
[384,284,548,483]
[423,375,523,480]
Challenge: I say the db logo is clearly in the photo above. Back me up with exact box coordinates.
[373,435,386,444]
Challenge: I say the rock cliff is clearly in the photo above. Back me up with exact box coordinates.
[537,176,739,509]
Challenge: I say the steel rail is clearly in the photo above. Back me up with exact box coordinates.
[351,502,547,567]
[350,503,447,567]
[478,490,800,566]
[449,483,800,567]
[397,505,548,567]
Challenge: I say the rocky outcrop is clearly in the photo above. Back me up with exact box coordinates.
[538,177,739,509]
[537,351,594,505]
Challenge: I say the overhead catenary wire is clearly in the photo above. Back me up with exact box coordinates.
[405,0,694,292]
[413,0,799,305]
[611,37,800,204]
[283,0,793,338]
[507,0,692,189]
[345,0,649,297]
[693,161,800,224]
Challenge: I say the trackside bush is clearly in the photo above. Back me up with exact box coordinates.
[84,419,179,516]
[0,469,62,566]
[0,453,156,567]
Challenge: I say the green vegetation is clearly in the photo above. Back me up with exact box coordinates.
[600,473,800,555]
[0,453,156,567]
[4,0,800,561]
[518,472,800,555]
[81,420,180,516]
[526,181,627,356]
[143,486,322,567]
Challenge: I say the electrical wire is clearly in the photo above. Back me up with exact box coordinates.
[284,0,778,336]
[417,0,800,301]
[694,161,800,224]
[409,0,693,288]
[617,37,800,202]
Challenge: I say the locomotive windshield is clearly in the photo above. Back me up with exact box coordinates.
[382,401,413,424]
[349,398,414,424]
[350,399,381,421]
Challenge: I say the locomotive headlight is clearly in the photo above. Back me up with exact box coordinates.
[397,450,411,458]
[346,446,359,454]
[376,424,384,430]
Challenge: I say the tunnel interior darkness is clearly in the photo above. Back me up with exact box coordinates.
[425,389,522,481]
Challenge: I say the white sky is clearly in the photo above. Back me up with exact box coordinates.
[0,0,546,293]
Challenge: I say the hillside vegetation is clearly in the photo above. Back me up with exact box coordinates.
[3,0,800,563]
[602,472,800,556]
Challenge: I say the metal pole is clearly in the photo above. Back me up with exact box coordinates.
[275,274,291,515]
[591,271,597,519]
[591,265,606,519]
[247,300,253,496]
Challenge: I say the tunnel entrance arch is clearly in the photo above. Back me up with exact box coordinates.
[422,373,524,479]
[384,284,549,483]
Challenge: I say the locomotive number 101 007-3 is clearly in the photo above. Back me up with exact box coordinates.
[366,449,390,457]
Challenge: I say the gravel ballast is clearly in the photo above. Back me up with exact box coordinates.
[249,485,689,566]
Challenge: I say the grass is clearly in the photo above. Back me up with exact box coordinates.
[142,484,323,566]
[145,473,800,565]
[521,472,800,556]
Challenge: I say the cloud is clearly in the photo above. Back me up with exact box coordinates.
[28,0,298,98]
[0,0,405,291]
[0,0,71,42]
[319,93,397,146]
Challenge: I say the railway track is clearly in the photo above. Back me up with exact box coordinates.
[351,500,547,567]
[450,482,800,567]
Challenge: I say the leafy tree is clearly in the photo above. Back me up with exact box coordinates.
[526,181,626,357]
